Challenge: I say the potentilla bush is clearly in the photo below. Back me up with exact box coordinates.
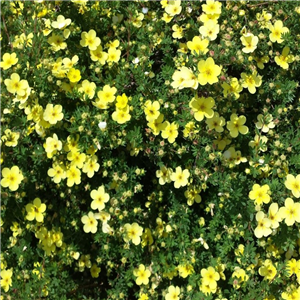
[1,0,300,299]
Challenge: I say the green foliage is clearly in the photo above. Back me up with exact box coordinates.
[1,1,300,300]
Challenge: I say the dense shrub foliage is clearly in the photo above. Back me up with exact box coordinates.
[1,1,300,299]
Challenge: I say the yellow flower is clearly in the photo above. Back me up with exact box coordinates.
[178,264,194,278]
[90,45,108,64]
[144,100,160,122]
[286,258,300,277]
[90,264,101,278]
[255,114,275,133]
[141,228,153,247]
[285,174,300,198]
[81,211,98,233]
[43,133,62,158]
[4,73,29,96]
[80,29,101,50]
[206,112,225,132]
[47,162,66,184]
[189,95,215,122]
[254,55,269,69]
[165,285,180,300]
[112,106,131,124]
[67,151,86,169]
[201,266,220,290]
[51,15,71,29]
[97,85,117,103]
[279,198,300,226]
[259,260,277,281]
[161,121,179,143]
[187,36,209,55]
[124,223,143,245]
[67,68,81,83]
[90,185,110,211]
[78,80,96,99]
[268,203,282,229]
[222,77,243,100]
[165,1,182,16]
[184,186,202,206]
[1,165,24,191]
[249,184,271,206]
[171,166,190,189]
[199,19,220,41]
[241,71,262,94]
[47,33,67,51]
[138,293,149,300]
[249,135,268,152]
[116,93,128,109]
[275,46,294,70]
[133,264,151,285]
[0,52,18,70]
[172,24,184,39]
[43,104,64,125]
[66,165,81,187]
[197,57,221,85]
[202,0,222,15]
[156,166,173,185]
[0,269,13,292]
[25,198,46,223]
[1,129,20,147]
[171,66,198,90]
[148,113,166,136]
[232,267,249,289]
[269,20,289,43]
[240,33,259,53]
[226,113,248,138]
[131,11,144,28]
[82,155,100,178]
[107,47,121,63]
[254,211,272,238]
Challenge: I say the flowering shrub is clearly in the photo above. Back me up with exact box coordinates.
[1,1,300,299]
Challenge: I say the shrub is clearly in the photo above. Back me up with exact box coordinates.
[1,1,300,299]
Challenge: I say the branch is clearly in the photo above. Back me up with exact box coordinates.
[1,14,13,51]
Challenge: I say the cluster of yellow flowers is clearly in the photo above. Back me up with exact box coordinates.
[1,0,300,298]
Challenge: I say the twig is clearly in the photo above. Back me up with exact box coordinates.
[247,1,278,8]
[1,14,13,51]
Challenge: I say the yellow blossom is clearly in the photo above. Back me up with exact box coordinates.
[80,29,101,50]
[197,57,221,85]
[171,166,190,188]
[90,185,110,211]
[269,20,289,43]
[81,211,98,233]
[189,95,215,122]
[161,121,179,143]
[133,264,151,285]
[25,198,46,223]
[226,113,248,138]
[187,36,209,55]
[0,53,18,70]
[241,71,262,94]
[285,174,300,198]
[275,46,294,70]
[1,165,24,191]
[240,33,259,53]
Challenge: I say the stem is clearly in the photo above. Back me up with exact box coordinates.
[1,14,13,51]
[247,1,277,7]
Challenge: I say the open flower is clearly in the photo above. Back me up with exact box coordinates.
[285,174,300,198]
[240,33,259,53]
[26,198,47,223]
[189,95,215,122]
[133,264,151,285]
[197,57,221,85]
[171,166,190,188]
[226,114,248,138]
[81,211,98,233]
[1,165,24,191]
[279,198,300,226]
